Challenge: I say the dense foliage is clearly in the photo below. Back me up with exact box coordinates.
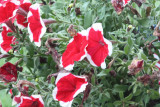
[0,0,160,107]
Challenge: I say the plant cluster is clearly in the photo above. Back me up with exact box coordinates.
[0,0,160,107]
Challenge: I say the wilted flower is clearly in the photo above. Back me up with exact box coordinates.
[0,62,17,82]
[53,73,88,107]
[111,0,131,14]
[67,24,77,37]
[137,74,151,85]
[128,59,144,75]
[111,0,124,14]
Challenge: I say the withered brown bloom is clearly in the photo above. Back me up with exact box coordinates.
[137,74,151,85]
[128,59,144,75]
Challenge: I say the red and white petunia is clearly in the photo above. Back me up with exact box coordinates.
[60,30,88,71]
[27,3,46,47]
[0,62,17,82]
[53,73,88,107]
[86,23,112,69]
[123,0,131,6]
[16,0,31,29]
[18,95,44,107]
[0,0,20,24]
[0,24,16,54]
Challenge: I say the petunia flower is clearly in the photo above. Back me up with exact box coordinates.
[0,0,20,24]
[0,24,16,54]
[0,62,17,82]
[16,0,31,29]
[27,3,46,47]
[60,30,88,71]
[86,23,112,69]
[123,0,131,6]
[53,73,88,107]
[18,95,44,107]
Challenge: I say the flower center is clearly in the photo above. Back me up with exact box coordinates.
[99,40,105,46]
[32,101,38,106]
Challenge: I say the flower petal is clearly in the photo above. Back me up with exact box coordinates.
[16,0,31,29]
[123,0,131,6]
[60,30,88,71]
[27,3,46,47]
[0,0,20,23]
[86,23,112,69]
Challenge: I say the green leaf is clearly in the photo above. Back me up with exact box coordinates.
[113,85,128,92]
[153,42,160,48]
[84,10,92,29]
[51,77,55,84]
[154,104,160,107]
[105,92,110,98]
[119,92,124,100]
[124,94,133,101]
[127,36,133,47]
[114,101,122,106]
[124,44,130,55]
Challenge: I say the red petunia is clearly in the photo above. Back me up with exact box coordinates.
[0,0,20,24]
[53,73,88,107]
[18,95,44,107]
[16,0,31,29]
[0,24,16,54]
[0,62,17,82]
[86,23,112,69]
[60,30,88,71]
[123,0,131,6]
[27,3,46,47]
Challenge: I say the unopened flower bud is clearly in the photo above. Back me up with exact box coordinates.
[137,74,150,85]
